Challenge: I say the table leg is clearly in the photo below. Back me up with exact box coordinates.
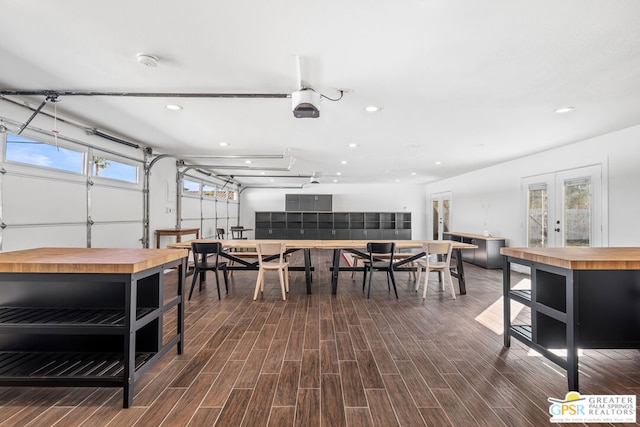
[304,248,312,294]
[503,256,511,347]
[566,271,579,391]
[455,249,467,294]
[331,249,342,295]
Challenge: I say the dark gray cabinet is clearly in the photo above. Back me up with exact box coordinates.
[285,194,332,212]
[443,232,506,268]
[256,211,412,240]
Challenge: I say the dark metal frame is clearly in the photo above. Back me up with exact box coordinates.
[0,257,186,408]
[503,255,640,392]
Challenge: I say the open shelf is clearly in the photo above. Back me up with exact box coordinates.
[0,351,154,381]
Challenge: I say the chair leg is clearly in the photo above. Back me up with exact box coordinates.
[362,268,367,292]
[367,267,374,299]
[214,270,221,300]
[422,269,430,299]
[388,269,398,299]
[284,266,290,292]
[188,269,199,300]
[222,266,229,294]
[445,267,456,300]
[254,270,264,300]
[415,266,422,291]
[278,269,286,301]
[351,258,357,278]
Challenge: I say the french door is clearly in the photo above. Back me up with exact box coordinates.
[430,192,451,240]
[524,165,603,248]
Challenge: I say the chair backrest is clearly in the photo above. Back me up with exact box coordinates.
[191,241,223,263]
[366,242,395,263]
[256,242,286,266]
[215,228,225,239]
[423,241,453,266]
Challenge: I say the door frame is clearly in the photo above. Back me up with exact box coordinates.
[429,191,452,240]
[521,164,608,248]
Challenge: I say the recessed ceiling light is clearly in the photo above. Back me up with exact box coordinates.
[136,53,159,67]
[384,170,390,173]
[348,143,358,148]
[340,160,348,165]
[434,161,442,165]
[219,141,229,147]
[270,179,274,182]
[260,171,265,175]
[165,104,182,111]
[336,172,342,176]
[395,179,400,183]
[555,107,574,114]
[411,172,417,176]
[365,105,380,112]
[333,179,338,183]
[245,160,252,164]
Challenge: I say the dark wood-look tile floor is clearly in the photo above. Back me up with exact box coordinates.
[1,249,639,426]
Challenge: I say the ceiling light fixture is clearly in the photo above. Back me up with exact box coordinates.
[165,104,182,111]
[555,107,574,114]
[434,161,442,165]
[340,160,348,165]
[219,142,229,147]
[333,179,338,183]
[348,143,358,148]
[136,53,159,68]
[245,160,252,164]
[365,105,380,112]
[336,172,342,176]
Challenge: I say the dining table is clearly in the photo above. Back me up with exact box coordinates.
[167,239,477,295]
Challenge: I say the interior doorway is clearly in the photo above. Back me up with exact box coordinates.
[430,191,451,240]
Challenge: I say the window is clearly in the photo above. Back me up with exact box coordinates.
[216,190,228,200]
[5,133,84,174]
[91,155,138,183]
[183,179,200,195]
[203,184,215,197]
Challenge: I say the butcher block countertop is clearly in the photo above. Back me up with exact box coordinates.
[0,247,189,274]
[500,247,640,270]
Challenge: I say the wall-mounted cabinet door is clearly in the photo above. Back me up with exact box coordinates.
[285,194,301,211]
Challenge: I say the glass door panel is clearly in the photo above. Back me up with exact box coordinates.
[562,178,591,247]
[527,185,548,248]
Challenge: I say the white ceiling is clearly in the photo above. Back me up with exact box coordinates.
[1,1,640,187]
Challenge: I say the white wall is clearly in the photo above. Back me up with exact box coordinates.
[240,183,427,239]
[425,124,640,247]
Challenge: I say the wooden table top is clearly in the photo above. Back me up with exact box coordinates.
[0,248,189,274]
[501,247,640,270]
[167,239,477,251]
[155,228,200,234]
[445,232,505,241]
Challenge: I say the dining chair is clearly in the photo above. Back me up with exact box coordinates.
[362,242,398,299]
[415,241,455,299]
[230,226,247,240]
[255,242,289,300]
[189,241,229,300]
[215,228,225,239]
